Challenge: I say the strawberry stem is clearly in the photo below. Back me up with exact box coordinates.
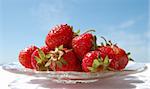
[84,29,95,33]
[101,42,104,46]
[101,36,109,45]
[91,35,98,50]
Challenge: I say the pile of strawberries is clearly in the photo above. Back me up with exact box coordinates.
[19,24,130,72]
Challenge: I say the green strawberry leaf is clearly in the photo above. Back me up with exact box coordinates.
[76,30,80,35]
[36,59,50,71]
[45,60,51,67]
[97,56,102,63]
[104,56,109,65]
[38,48,46,60]
[46,54,51,59]
[58,45,63,50]
[92,59,102,69]
[73,29,80,36]
[60,58,67,65]
[34,56,42,63]
[56,61,63,68]
[88,67,96,72]
[88,67,94,71]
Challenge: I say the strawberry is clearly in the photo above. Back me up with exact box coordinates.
[45,24,73,49]
[82,51,109,72]
[31,46,51,71]
[45,45,81,71]
[18,45,38,69]
[97,37,129,71]
[72,31,96,60]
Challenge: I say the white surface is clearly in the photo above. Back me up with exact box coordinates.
[0,63,150,89]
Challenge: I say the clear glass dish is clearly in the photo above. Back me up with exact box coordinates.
[2,61,147,84]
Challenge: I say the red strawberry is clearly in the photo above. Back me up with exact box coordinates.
[45,24,73,49]
[72,32,96,60]
[19,45,38,69]
[97,37,129,71]
[45,45,81,71]
[31,46,51,71]
[82,51,109,72]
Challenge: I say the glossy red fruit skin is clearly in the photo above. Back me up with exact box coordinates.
[72,33,93,60]
[97,45,128,70]
[45,24,73,49]
[97,46,115,60]
[31,46,50,69]
[109,46,128,70]
[50,49,81,71]
[82,51,100,72]
[19,45,38,69]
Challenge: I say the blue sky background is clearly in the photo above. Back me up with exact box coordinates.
[0,0,149,63]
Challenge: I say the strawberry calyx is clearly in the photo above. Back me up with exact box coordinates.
[73,29,80,37]
[87,55,110,72]
[100,36,114,46]
[71,26,80,37]
[127,52,134,61]
[34,48,50,71]
[100,36,119,49]
[45,45,67,71]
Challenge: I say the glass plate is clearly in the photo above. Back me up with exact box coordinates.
[2,61,147,84]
